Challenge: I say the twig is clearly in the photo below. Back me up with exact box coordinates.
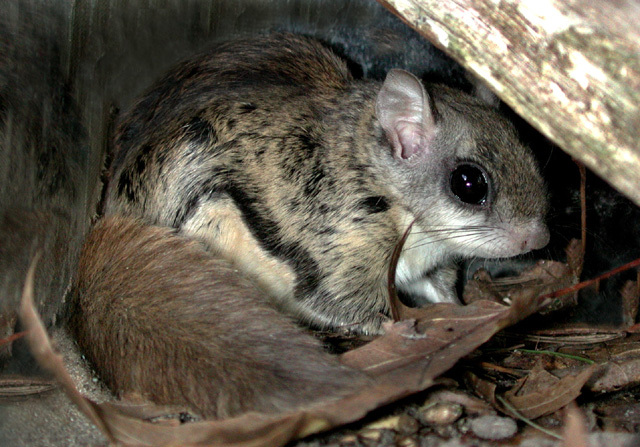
[0,330,27,347]
[540,257,640,302]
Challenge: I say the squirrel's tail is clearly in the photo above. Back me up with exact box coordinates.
[69,215,368,419]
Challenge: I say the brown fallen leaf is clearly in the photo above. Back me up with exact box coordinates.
[587,360,640,393]
[534,334,640,393]
[463,259,578,314]
[91,403,322,447]
[342,301,510,378]
[107,398,196,424]
[565,238,585,281]
[18,254,118,443]
[511,363,561,396]
[341,287,546,388]
[543,257,640,311]
[502,365,595,420]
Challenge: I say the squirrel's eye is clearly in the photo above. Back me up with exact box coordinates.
[450,164,489,205]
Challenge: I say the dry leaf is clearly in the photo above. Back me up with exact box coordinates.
[463,259,578,315]
[587,360,640,393]
[502,366,595,419]
[18,254,117,443]
[341,296,540,386]
[514,363,561,396]
[625,323,640,333]
[545,335,640,393]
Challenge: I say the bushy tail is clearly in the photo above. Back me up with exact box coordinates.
[69,215,368,419]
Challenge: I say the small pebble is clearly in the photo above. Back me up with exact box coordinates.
[419,402,463,426]
[397,413,420,435]
[469,415,517,440]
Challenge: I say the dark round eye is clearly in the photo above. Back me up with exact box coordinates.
[450,164,489,205]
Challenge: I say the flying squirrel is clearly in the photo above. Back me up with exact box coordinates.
[70,33,549,418]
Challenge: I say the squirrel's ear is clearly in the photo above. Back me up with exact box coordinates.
[375,69,436,160]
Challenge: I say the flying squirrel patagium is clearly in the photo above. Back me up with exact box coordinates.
[102,33,549,334]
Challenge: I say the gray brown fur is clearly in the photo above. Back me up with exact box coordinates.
[70,215,368,418]
[105,33,549,335]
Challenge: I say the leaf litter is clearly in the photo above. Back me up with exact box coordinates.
[17,240,589,446]
[17,269,543,445]
[13,164,640,446]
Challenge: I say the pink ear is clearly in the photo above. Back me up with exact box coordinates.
[375,69,436,160]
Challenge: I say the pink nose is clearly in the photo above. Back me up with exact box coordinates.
[520,222,550,252]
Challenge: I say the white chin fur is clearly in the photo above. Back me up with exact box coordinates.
[395,218,549,284]
[398,277,460,304]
